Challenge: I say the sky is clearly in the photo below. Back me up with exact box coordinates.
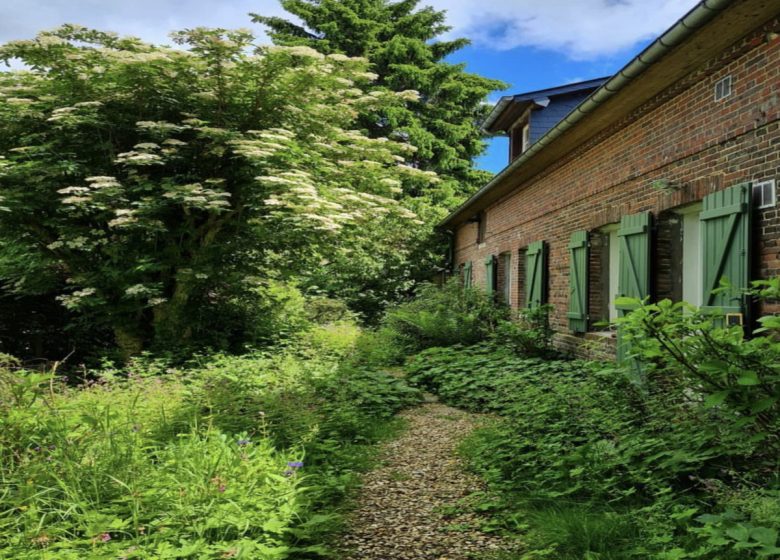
[0,0,700,173]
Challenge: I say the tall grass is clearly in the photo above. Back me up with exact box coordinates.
[0,326,420,558]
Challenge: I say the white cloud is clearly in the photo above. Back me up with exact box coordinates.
[0,0,289,47]
[429,0,700,59]
[0,0,700,61]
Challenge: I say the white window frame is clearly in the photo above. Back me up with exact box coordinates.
[600,223,620,322]
[674,203,704,309]
[502,252,512,304]
[753,179,776,209]
[714,75,732,101]
[521,124,531,153]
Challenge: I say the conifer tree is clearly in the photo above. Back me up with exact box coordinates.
[252,0,506,200]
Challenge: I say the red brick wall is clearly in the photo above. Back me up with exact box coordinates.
[453,19,780,359]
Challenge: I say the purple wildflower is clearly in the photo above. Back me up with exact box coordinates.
[100,533,111,542]
[287,461,303,469]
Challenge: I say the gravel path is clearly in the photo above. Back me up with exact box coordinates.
[338,400,512,559]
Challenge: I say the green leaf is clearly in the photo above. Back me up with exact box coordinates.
[737,371,760,385]
[751,397,777,413]
[751,527,778,546]
[704,391,730,407]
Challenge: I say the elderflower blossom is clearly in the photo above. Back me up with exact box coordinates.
[115,151,164,166]
[397,90,421,102]
[162,138,187,146]
[134,142,160,151]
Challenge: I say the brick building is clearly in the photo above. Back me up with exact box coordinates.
[443,0,780,359]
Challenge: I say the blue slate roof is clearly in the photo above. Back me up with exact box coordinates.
[483,77,609,135]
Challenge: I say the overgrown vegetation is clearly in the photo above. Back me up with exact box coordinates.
[0,23,458,361]
[402,280,780,559]
[0,328,420,559]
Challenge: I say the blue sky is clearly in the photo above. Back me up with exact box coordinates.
[1,0,700,173]
[450,43,650,173]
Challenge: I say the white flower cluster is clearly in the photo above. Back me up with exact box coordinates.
[267,45,325,60]
[115,151,164,166]
[161,182,231,211]
[57,287,98,310]
[232,128,295,160]
[59,176,123,208]
[136,121,186,135]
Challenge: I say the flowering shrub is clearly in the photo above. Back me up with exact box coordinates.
[0,25,440,357]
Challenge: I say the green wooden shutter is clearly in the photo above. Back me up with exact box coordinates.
[616,211,652,363]
[463,261,472,289]
[485,255,495,296]
[525,241,546,308]
[567,231,589,333]
[700,183,751,317]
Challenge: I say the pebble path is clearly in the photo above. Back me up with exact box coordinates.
[338,400,513,559]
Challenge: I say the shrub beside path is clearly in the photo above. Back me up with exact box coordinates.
[338,399,514,559]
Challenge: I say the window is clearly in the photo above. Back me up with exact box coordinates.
[462,261,473,288]
[753,179,776,209]
[714,75,732,101]
[485,255,496,296]
[586,224,619,327]
[604,225,620,321]
[673,204,703,308]
[510,120,531,161]
[477,211,487,244]
[521,124,531,153]
[499,252,512,304]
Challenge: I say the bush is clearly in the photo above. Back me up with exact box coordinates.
[491,304,557,358]
[406,338,780,558]
[382,278,509,355]
[0,339,420,558]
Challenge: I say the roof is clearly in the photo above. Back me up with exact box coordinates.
[440,0,780,230]
[482,77,609,134]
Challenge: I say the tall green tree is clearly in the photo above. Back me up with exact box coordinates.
[252,1,505,318]
[0,26,436,357]
[251,0,506,200]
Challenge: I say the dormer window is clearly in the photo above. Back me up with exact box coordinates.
[483,77,610,166]
[510,120,529,161]
[521,124,530,153]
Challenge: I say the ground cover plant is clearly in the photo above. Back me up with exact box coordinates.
[0,326,420,559]
[404,285,780,559]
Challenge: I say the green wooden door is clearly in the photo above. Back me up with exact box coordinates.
[700,184,751,319]
[463,261,472,288]
[616,212,652,362]
[525,241,546,308]
[485,255,495,296]
[567,231,589,333]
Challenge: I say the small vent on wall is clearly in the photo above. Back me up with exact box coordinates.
[753,179,776,209]
[714,75,732,101]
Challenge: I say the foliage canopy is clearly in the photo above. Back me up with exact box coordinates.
[0,25,441,357]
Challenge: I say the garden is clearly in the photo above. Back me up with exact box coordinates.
[1,1,779,558]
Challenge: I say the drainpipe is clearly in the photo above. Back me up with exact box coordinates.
[441,0,735,228]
